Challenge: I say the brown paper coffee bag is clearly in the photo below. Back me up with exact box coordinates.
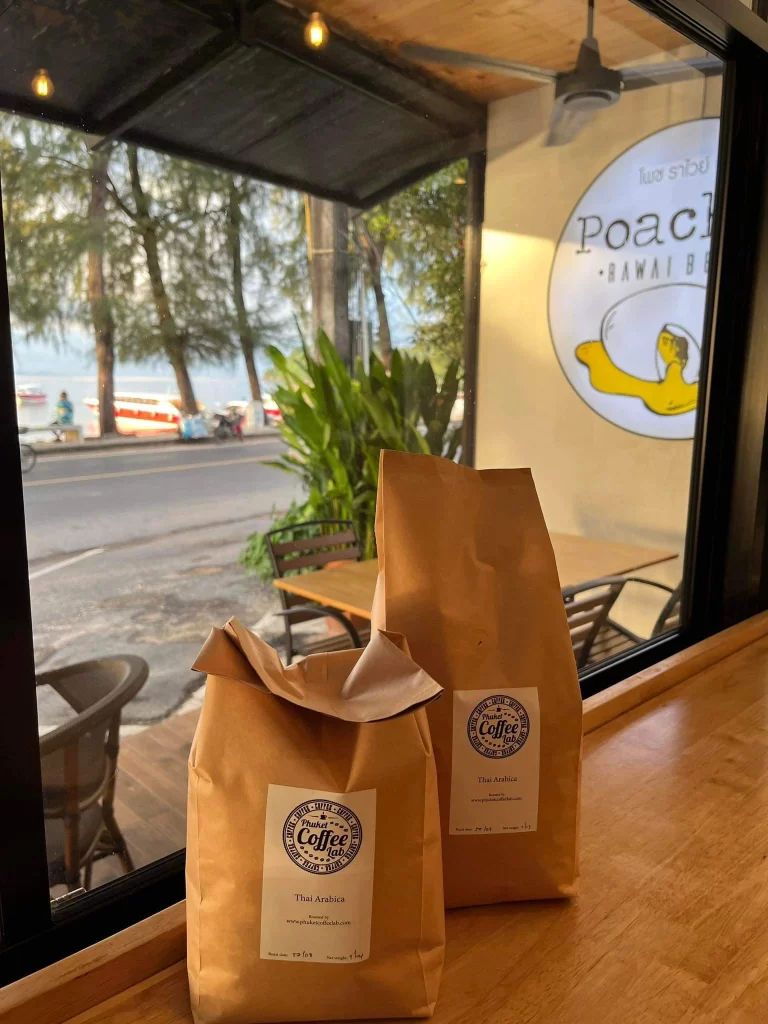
[373,450,582,908]
[186,618,445,1024]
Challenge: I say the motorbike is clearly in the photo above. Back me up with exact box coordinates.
[212,410,244,442]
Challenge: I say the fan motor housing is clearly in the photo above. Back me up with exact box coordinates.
[554,64,622,112]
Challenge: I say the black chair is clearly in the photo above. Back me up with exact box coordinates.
[604,577,682,645]
[563,576,627,669]
[266,519,367,664]
[38,655,149,891]
[648,581,682,636]
[563,576,681,668]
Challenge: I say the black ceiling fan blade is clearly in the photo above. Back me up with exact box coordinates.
[544,104,597,146]
[399,42,557,84]
[620,54,723,91]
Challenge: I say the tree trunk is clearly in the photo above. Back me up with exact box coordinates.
[308,196,351,366]
[369,264,392,370]
[167,343,198,416]
[87,147,117,435]
[127,145,198,415]
[359,222,392,370]
[228,179,262,402]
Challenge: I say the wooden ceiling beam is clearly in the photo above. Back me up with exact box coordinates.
[240,2,485,138]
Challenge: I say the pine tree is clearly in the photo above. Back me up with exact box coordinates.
[354,160,468,370]
[227,177,261,401]
[0,116,120,433]
[223,176,308,402]
[87,146,117,435]
[106,146,242,414]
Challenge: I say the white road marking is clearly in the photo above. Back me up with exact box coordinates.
[24,454,275,487]
[29,547,105,581]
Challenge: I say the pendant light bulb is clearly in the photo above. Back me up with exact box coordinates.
[304,12,329,50]
[32,68,54,100]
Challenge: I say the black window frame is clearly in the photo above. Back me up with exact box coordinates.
[3,0,768,984]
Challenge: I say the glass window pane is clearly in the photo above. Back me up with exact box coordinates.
[0,0,724,902]
[472,6,722,669]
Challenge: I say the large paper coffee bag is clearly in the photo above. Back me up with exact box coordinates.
[373,451,582,907]
[187,618,445,1024]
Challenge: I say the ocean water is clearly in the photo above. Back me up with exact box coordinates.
[15,372,257,438]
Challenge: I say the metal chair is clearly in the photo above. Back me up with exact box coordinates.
[563,576,627,669]
[265,519,367,664]
[648,581,682,637]
[603,577,681,645]
[38,655,149,891]
[563,576,681,668]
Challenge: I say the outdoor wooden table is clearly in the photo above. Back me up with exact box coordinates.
[7,612,768,1024]
[272,533,678,620]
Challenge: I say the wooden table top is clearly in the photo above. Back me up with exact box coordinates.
[273,532,678,620]
[12,615,768,1024]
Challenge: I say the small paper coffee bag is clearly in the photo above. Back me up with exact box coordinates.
[186,618,445,1024]
[373,450,582,908]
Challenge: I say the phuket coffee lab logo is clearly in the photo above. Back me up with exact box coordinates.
[548,118,719,439]
[283,799,363,875]
[467,695,530,759]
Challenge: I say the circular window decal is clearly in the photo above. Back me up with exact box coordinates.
[548,118,720,439]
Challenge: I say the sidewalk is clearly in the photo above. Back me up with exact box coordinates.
[31,428,280,455]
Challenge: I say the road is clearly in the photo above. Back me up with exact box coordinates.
[23,436,300,561]
[27,437,305,729]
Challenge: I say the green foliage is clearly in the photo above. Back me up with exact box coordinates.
[0,116,103,342]
[356,160,467,368]
[0,114,307,397]
[240,331,461,579]
[238,499,314,580]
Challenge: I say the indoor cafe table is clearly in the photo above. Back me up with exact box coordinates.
[272,533,678,620]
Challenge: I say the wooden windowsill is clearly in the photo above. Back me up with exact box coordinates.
[4,610,768,1024]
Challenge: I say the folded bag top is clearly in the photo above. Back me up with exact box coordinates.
[192,618,441,722]
[373,449,583,909]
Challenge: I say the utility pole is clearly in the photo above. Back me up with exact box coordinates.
[307,196,351,366]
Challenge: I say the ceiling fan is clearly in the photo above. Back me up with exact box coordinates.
[399,0,722,146]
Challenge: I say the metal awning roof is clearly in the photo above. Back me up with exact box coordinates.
[0,0,486,207]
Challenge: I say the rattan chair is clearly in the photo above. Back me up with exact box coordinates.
[38,655,148,891]
[266,519,368,664]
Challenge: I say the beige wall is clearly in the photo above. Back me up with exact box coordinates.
[475,68,721,635]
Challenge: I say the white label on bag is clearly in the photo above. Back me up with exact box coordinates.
[449,688,540,835]
[260,785,376,964]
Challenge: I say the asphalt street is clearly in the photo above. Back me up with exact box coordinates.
[23,436,300,561]
[27,437,304,729]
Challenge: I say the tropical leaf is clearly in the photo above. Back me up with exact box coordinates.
[240,334,464,577]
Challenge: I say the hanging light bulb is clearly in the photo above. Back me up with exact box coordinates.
[304,11,329,50]
[31,68,54,100]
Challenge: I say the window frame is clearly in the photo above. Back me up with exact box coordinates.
[3,0,768,982]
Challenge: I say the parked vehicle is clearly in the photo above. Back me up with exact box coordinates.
[212,410,244,441]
